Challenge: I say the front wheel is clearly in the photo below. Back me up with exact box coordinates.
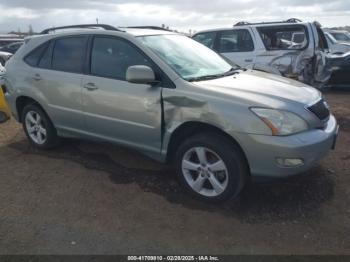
[174,133,248,203]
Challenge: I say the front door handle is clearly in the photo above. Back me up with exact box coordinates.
[83,83,99,91]
[33,74,42,81]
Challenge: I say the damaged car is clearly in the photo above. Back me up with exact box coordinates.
[324,31,350,55]
[0,41,24,55]
[193,19,341,88]
[4,24,338,202]
[327,53,350,88]
[326,30,350,43]
[0,51,12,66]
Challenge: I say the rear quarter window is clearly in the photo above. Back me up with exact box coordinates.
[257,25,309,51]
[38,41,54,69]
[24,42,50,67]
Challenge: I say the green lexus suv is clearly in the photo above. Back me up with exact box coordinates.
[4,25,338,202]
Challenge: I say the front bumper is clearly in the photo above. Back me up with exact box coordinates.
[235,115,338,178]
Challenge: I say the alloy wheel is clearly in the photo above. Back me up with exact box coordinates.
[25,111,47,145]
[181,146,229,197]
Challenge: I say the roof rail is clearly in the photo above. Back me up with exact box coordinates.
[286,18,303,23]
[124,26,172,32]
[234,18,303,27]
[40,24,123,34]
[234,21,250,26]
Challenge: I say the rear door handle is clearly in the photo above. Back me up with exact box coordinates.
[33,74,42,81]
[83,83,99,91]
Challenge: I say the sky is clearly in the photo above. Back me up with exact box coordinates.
[0,0,349,34]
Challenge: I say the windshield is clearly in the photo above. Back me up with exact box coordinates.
[138,34,236,81]
[331,32,350,42]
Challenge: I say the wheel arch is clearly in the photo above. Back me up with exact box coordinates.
[16,96,47,123]
[166,121,250,172]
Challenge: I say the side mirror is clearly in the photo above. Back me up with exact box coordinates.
[126,65,157,84]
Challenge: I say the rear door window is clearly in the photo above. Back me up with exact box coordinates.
[192,32,217,49]
[52,36,88,74]
[257,25,308,50]
[217,29,254,53]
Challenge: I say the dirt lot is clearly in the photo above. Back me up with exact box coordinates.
[0,91,349,255]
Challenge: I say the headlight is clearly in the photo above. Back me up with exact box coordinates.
[251,108,308,136]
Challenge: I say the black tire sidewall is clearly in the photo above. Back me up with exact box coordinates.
[22,104,58,149]
[0,111,8,123]
[174,133,247,203]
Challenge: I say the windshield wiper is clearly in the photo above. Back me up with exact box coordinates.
[187,74,223,82]
[187,68,241,82]
[222,67,241,76]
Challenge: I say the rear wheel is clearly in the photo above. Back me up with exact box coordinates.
[22,104,59,149]
[174,133,248,203]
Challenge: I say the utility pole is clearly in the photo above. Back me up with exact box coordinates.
[96,18,99,24]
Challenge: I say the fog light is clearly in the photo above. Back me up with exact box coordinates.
[276,158,304,167]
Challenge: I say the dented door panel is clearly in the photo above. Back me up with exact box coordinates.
[249,22,340,88]
[252,24,317,84]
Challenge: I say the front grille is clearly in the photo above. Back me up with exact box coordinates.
[308,99,330,121]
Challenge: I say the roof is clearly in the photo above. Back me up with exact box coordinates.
[122,28,177,36]
[193,20,309,35]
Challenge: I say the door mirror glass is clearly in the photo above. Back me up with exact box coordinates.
[126,65,156,84]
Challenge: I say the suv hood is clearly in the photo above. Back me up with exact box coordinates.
[0,51,12,56]
[193,70,321,106]
[338,41,350,46]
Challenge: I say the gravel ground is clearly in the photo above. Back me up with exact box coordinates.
[0,90,349,255]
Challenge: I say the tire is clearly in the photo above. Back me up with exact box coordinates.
[174,132,248,203]
[0,111,8,123]
[22,104,60,149]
